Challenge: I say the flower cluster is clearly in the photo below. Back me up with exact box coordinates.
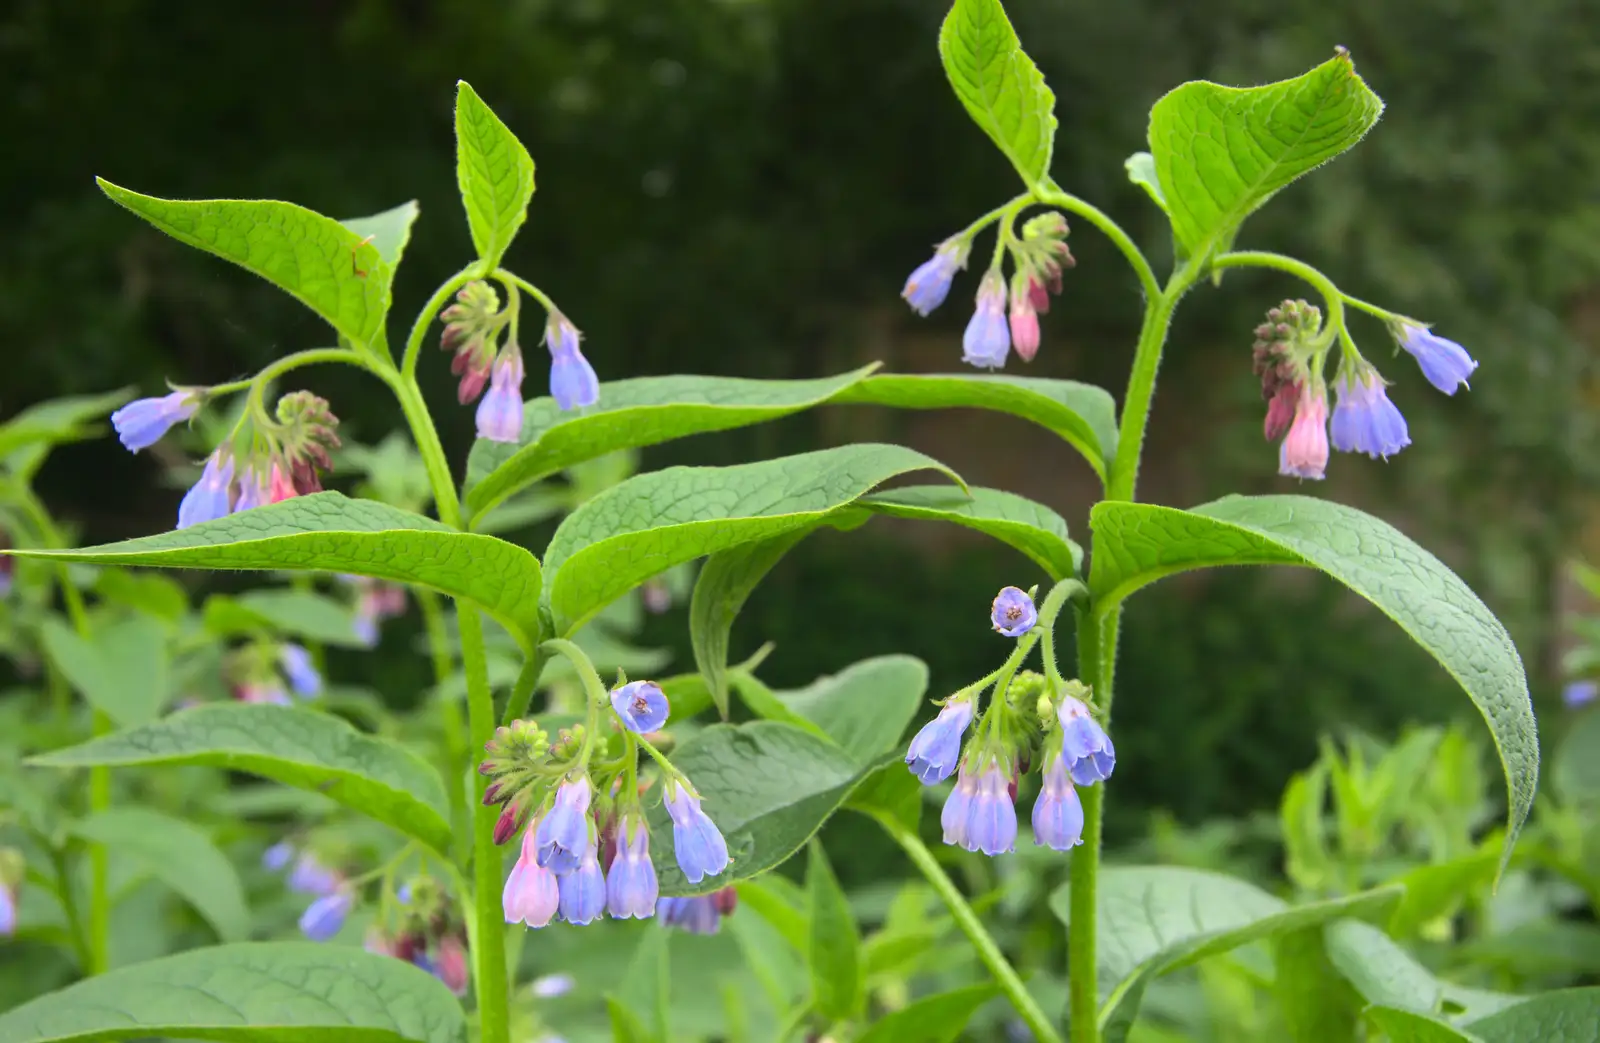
[227,641,322,706]
[0,848,21,938]
[482,679,728,929]
[905,587,1115,854]
[439,280,598,443]
[340,575,409,647]
[656,887,738,935]
[365,877,470,996]
[262,843,352,940]
[901,209,1073,370]
[1251,298,1476,481]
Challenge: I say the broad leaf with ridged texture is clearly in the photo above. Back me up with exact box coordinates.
[464,367,878,522]
[807,842,863,1022]
[341,200,420,270]
[1148,52,1383,263]
[691,530,814,719]
[542,444,961,634]
[861,485,1080,579]
[0,942,465,1043]
[30,704,452,852]
[455,81,535,272]
[38,616,170,727]
[767,655,929,767]
[1325,920,1522,1022]
[1365,1008,1482,1043]
[4,492,543,649]
[98,179,396,346]
[938,0,1057,187]
[1465,988,1600,1043]
[833,374,1117,484]
[1090,495,1535,875]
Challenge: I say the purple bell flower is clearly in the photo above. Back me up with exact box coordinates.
[535,775,593,875]
[1330,369,1410,459]
[177,451,234,529]
[1032,756,1085,850]
[1565,680,1599,709]
[606,816,658,919]
[991,586,1037,638]
[1394,322,1478,395]
[901,240,966,316]
[664,780,730,884]
[299,890,352,941]
[557,838,607,926]
[940,763,979,848]
[475,351,525,443]
[531,972,576,998]
[233,465,271,514]
[962,761,1018,856]
[610,680,669,734]
[962,272,1011,370]
[0,882,16,937]
[656,895,721,934]
[545,312,599,411]
[112,391,199,453]
[287,853,341,896]
[279,644,322,697]
[1057,697,1115,785]
[261,841,295,872]
[905,699,974,784]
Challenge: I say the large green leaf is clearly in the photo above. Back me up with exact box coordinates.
[455,81,536,272]
[38,617,170,727]
[1148,52,1383,263]
[1089,495,1536,874]
[833,374,1117,484]
[5,493,544,649]
[854,983,1000,1043]
[861,485,1081,579]
[768,655,929,767]
[1366,1007,1482,1043]
[648,721,882,897]
[1274,926,1361,1043]
[806,842,863,1022]
[0,942,466,1043]
[937,0,1056,187]
[341,200,421,271]
[1325,920,1523,1022]
[69,808,249,942]
[463,367,878,522]
[1465,988,1600,1043]
[98,180,396,346]
[1048,865,1400,1043]
[690,531,814,719]
[542,444,961,634]
[30,704,452,853]
[1,390,132,481]
[203,589,366,648]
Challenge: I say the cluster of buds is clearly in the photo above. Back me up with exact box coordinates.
[0,848,21,937]
[903,587,1116,855]
[262,841,352,941]
[228,641,323,706]
[481,679,728,929]
[440,281,505,405]
[365,877,469,996]
[339,575,408,647]
[178,394,340,530]
[900,208,1073,370]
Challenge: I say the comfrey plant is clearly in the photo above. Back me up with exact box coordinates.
[0,3,1555,1042]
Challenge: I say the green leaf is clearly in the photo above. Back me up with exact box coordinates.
[1274,926,1361,1043]
[203,589,366,647]
[454,81,536,272]
[0,941,466,1043]
[29,704,452,853]
[69,807,249,942]
[1089,495,1536,876]
[806,842,863,1022]
[1385,854,1497,938]
[606,997,656,1043]
[1465,988,1600,1043]
[94,568,189,622]
[1147,51,1384,263]
[97,179,396,346]
[768,655,929,766]
[862,485,1081,579]
[735,877,809,955]
[729,672,828,736]
[854,983,1001,1043]
[38,617,170,727]
[833,374,1117,484]
[6,492,544,649]
[1365,1007,1483,1043]
[1325,920,1523,1022]
[1048,865,1401,1043]
[1553,705,1600,805]
[1,389,132,481]
[648,721,881,896]
[937,0,1057,187]
[341,200,421,270]
[691,531,814,719]
[1124,152,1168,213]
[845,761,924,833]
[463,367,879,523]
[543,445,961,634]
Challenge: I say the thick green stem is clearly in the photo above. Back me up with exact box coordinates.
[1107,288,1181,503]
[402,265,479,380]
[501,648,547,727]
[876,812,1064,1043]
[418,588,470,863]
[1068,609,1115,1043]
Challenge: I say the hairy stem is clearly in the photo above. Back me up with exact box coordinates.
[501,647,547,727]
[875,812,1064,1043]
[1211,251,1348,352]
[402,265,479,380]
[1035,185,1160,303]
[206,346,368,397]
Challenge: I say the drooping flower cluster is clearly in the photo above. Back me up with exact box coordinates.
[439,280,598,442]
[656,887,738,935]
[364,876,470,996]
[902,209,1073,370]
[905,587,1115,854]
[227,641,323,706]
[482,678,729,930]
[1251,298,1476,480]
[339,575,408,647]
[262,842,352,940]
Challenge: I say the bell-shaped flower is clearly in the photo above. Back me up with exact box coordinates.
[1057,696,1116,785]
[557,838,607,926]
[298,889,352,941]
[1393,322,1477,395]
[177,451,234,529]
[278,644,322,697]
[610,680,669,734]
[1278,385,1329,480]
[901,240,967,316]
[503,827,559,928]
[1031,755,1085,850]
[905,698,974,784]
[664,780,730,884]
[1330,366,1410,460]
[991,586,1037,638]
[112,391,199,453]
[545,312,599,411]
[606,815,658,919]
[962,272,1011,369]
[475,351,525,443]
[534,775,593,874]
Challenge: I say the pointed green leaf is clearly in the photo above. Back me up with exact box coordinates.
[691,530,814,719]
[807,842,863,1022]
[1275,926,1361,1043]
[854,983,1001,1043]
[0,942,466,1043]
[1048,866,1401,1043]
[605,997,655,1043]
[1125,152,1168,213]
[4,492,543,649]
[938,0,1057,187]
[1089,495,1535,875]
[2,389,132,481]
[38,616,170,727]
[1148,52,1384,263]
[648,721,882,897]
[1465,988,1600,1043]
[341,200,421,270]
[69,808,249,942]
[1326,920,1523,1022]
[464,367,879,522]
[729,672,828,736]
[862,485,1080,579]
[97,179,396,346]
[543,445,961,634]
[769,655,929,767]
[455,81,536,271]
[29,704,452,852]
[1365,1007,1483,1043]
[845,761,924,832]
[833,374,1117,483]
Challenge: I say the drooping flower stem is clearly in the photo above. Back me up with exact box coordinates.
[538,638,611,764]
[1211,252,1347,354]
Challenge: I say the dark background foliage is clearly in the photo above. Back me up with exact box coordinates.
[5,0,1596,849]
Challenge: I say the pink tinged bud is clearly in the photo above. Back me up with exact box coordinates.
[493,807,520,846]
[1009,297,1040,363]
[1263,384,1299,441]
[475,351,526,443]
[1278,387,1329,481]
[436,935,470,995]
[962,272,1011,370]
[1027,277,1050,314]
[453,350,493,405]
[268,464,297,504]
